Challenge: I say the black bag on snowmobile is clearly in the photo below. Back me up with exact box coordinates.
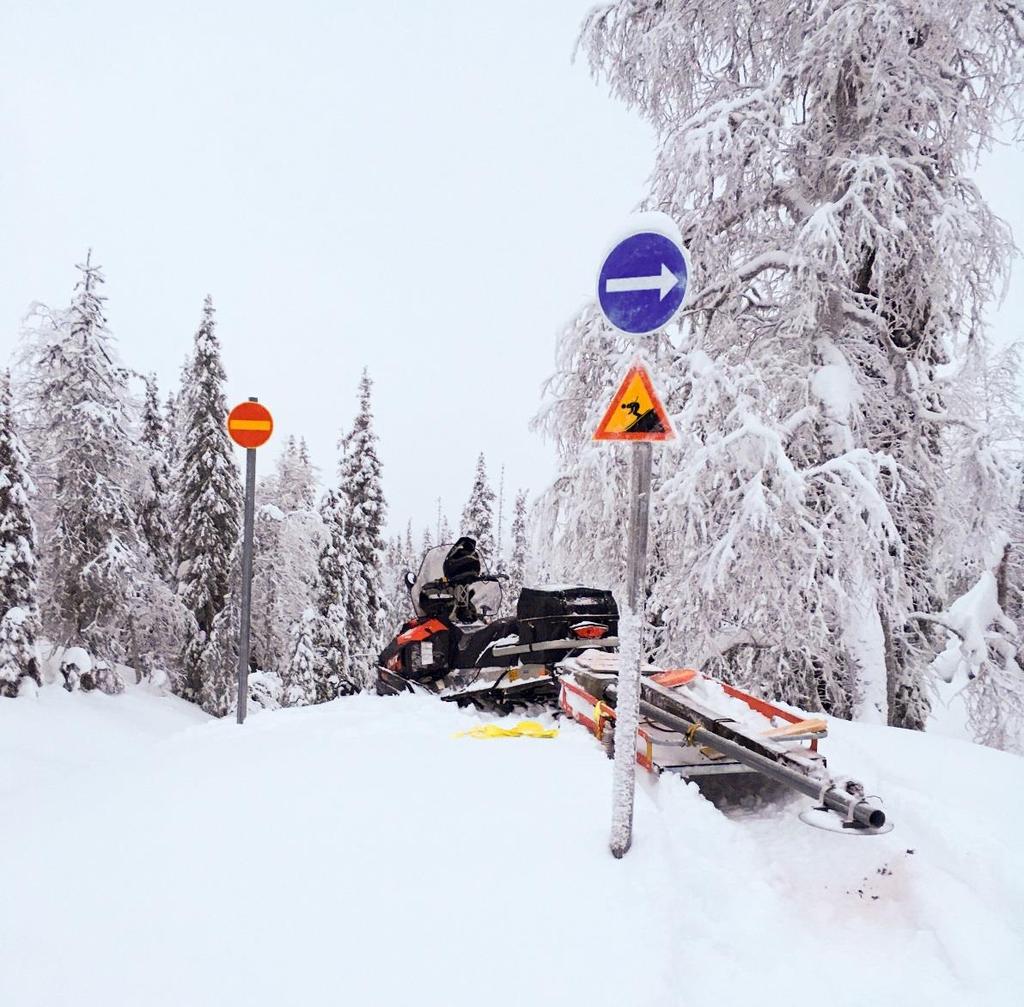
[516,586,619,657]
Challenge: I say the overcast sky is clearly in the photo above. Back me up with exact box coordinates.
[1,1,1021,543]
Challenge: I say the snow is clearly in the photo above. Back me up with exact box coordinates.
[930,571,1002,684]
[60,645,92,673]
[1,685,1023,1006]
[2,604,26,623]
[811,344,862,428]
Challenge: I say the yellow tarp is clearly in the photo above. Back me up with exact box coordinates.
[454,720,558,740]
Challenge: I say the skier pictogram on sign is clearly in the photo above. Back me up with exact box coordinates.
[593,364,674,442]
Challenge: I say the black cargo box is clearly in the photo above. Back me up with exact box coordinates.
[516,586,619,647]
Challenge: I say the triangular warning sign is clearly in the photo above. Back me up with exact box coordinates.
[593,364,674,442]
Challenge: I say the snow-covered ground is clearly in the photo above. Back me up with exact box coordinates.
[2,685,1022,1006]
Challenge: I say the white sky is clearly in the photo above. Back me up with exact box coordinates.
[1,2,1021,542]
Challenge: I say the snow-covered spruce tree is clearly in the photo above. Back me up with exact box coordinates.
[460,453,496,567]
[175,296,241,706]
[251,503,283,672]
[382,534,410,626]
[548,1,1024,727]
[263,435,318,513]
[198,539,242,717]
[0,371,41,697]
[926,345,1024,752]
[164,390,180,474]
[250,436,321,675]
[532,303,633,593]
[280,607,318,707]
[312,486,350,701]
[504,490,529,613]
[337,369,387,691]
[494,464,506,574]
[27,252,141,689]
[138,374,175,582]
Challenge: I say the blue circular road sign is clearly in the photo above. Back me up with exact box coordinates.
[597,231,689,335]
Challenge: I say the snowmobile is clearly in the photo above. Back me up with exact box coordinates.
[376,537,620,710]
[378,538,890,833]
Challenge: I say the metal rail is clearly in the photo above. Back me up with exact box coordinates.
[602,683,886,830]
[491,637,620,658]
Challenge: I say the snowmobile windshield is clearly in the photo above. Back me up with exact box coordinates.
[409,539,499,622]
[465,579,501,621]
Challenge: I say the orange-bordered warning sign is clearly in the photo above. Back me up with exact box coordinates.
[593,364,674,442]
[227,400,274,449]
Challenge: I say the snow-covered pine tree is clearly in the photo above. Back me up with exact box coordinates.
[382,535,409,626]
[264,435,318,513]
[313,487,350,701]
[198,539,242,717]
[138,374,175,582]
[403,520,415,570]
[175,296,242,705]
[542,1,1024,728]
[926,344,1024,752]
[164,390,180,474]
[504,490,529,615]
[336,369,387,691]
[251,436,322,676]
[494,464,506,575]
[0,371,41,698]
[28,252,140,688]
[438,511,452,545]
[460,453,496,567]
[251,502,283,673]
[532,303,632,594]
[280,607,318,707]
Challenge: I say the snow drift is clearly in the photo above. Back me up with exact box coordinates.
[1,685,1022,1006]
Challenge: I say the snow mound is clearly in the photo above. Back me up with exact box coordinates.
[1,685,1022,1006]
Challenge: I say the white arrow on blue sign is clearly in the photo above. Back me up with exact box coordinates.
[597,231,690,335]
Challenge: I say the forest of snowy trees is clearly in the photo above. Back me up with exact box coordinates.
[1,2,1022,759]
[535,0,1024,753]
[0,253,527,716]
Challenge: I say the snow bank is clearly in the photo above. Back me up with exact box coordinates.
[1,686,1022,1006]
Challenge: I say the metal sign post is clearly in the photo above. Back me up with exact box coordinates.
[609,440,653,858]
[237,437,257,724]
[594,363,672,858]
[227,397,274,725]
[594,218,690,858]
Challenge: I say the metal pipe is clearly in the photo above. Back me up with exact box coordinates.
[603,683,885,830]
[491,637,620,658]
[609,441,654,859]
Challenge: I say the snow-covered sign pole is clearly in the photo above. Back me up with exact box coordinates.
[227,398,274,724]
[594,220,689,858]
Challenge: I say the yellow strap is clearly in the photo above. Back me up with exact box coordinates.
[454,720,558,740]
[592,700,618,739]
[685,722,702,746]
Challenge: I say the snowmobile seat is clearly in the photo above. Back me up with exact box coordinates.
[452,619,521,669]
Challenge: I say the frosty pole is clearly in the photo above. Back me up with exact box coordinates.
[226,398,275,724]
[611,440,652,856]
[594,364,674,857]
[594,221,689,858]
